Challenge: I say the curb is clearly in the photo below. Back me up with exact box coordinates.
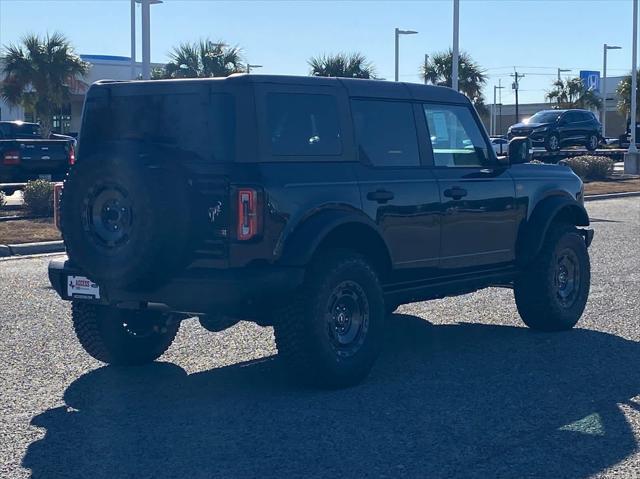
[0,215,49,223]
[584,191,640,201]
[0,240,64,258]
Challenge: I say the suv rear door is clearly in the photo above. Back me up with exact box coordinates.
[421,102,517,270]
[350,97,440,269]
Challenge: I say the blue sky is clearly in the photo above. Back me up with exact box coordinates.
[0,0,636,104]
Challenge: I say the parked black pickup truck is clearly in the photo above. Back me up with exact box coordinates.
[49,75,593,388]
[0,121,75,195]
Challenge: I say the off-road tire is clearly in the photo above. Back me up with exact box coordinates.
[72,302,180,365]
[514,224,590,331]
[61,155,191,288]
[273,250,385,388]
[545,133,561,152]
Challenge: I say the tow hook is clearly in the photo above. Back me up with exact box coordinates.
[580,229,594,248]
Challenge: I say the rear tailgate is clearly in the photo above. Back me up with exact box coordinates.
[14,139,71,174]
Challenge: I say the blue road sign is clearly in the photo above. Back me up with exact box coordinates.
[580,70,601,93]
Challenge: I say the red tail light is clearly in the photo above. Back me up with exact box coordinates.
[3,150,20,165]
[68,144,75,165]
[53,183,64,231]
[236,188,259,241]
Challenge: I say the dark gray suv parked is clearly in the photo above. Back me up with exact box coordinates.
[508,109,602,152]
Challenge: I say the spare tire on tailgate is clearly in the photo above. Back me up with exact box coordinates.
[61,154,191,288]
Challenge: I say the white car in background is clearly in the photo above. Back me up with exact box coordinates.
[490,137,509,156]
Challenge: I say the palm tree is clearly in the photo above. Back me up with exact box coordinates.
[0,32,89,136]
[546,77,602,110]
[616,72,640,120]
[308,52,376,79]
[154,39,244,79]
[421,49,487,112]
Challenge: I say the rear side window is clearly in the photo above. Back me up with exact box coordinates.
[266,93,341,156]
[351,99,419,167]
[81,91,235,162]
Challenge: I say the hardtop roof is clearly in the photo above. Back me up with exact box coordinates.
[94,73,470,104]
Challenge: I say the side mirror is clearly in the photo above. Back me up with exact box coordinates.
[508,136,532,164]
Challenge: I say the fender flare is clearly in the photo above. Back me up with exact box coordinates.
[277,209,388,267]
[516,195,590,265]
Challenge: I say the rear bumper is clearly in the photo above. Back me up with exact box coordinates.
[48,258,305,314]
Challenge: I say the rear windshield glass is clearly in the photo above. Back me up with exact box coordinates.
[81,90,235,162]
[0,123,41,139]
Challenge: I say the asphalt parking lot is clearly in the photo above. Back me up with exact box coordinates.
[0,197,639,479]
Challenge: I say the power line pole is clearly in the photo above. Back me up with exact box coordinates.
[511,70,524,123]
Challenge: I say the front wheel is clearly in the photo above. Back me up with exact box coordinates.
[273,250,385,388]
[514,224,590,331]
[71,302,180,365]
[586,134,599,151]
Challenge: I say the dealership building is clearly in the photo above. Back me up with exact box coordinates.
[0,54,632,138]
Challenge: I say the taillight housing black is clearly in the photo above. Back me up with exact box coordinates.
[235,187,262,241]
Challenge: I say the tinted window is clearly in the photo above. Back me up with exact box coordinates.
[423,104,489,167]
[351,99,419,167]
[528,111,562,123]
[81,92,235,162]
[266,93,341,156]
[0,123,41,139]
[563,112,579,123]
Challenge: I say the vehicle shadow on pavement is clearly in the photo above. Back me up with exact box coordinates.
[23,314,640,479]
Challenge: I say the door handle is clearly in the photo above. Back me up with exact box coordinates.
[443,187,468,200]
[367,189,395,203]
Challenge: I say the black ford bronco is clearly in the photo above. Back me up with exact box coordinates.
[49,75,593,388]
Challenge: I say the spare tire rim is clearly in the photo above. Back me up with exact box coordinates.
[83,184,133,249]
[555,248,580,308]
[325,280,370,358]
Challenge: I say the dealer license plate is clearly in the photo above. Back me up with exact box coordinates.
[67,275,100,300]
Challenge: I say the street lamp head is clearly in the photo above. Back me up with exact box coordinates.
[605,44,622,50]
[397,29,418,35]
[136,0,163,4]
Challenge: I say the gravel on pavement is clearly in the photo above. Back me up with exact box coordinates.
[0,197,639,479]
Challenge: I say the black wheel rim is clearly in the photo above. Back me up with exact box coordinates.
[83,183,133,249]
[325,280,370,358]
[555,248,581,308]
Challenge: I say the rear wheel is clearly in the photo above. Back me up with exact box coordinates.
[586,133,599,151]
[545,133,561,152]
[514,224,590,331]
[71,302,180,365]
[273,250,385,388]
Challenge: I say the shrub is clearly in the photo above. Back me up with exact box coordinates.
[0,190,5,209]
[23,180,54,216]
[560,155,614,181]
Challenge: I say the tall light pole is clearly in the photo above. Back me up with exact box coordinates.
[602,44,622,138]
[452,0,460,91]
[247,64,263,74]
[557,68,571,82]
[137,0,162,80]
[626,0,639,174]
[394,28,418,82]
[424,54,429,85]
[131,0,136,79]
